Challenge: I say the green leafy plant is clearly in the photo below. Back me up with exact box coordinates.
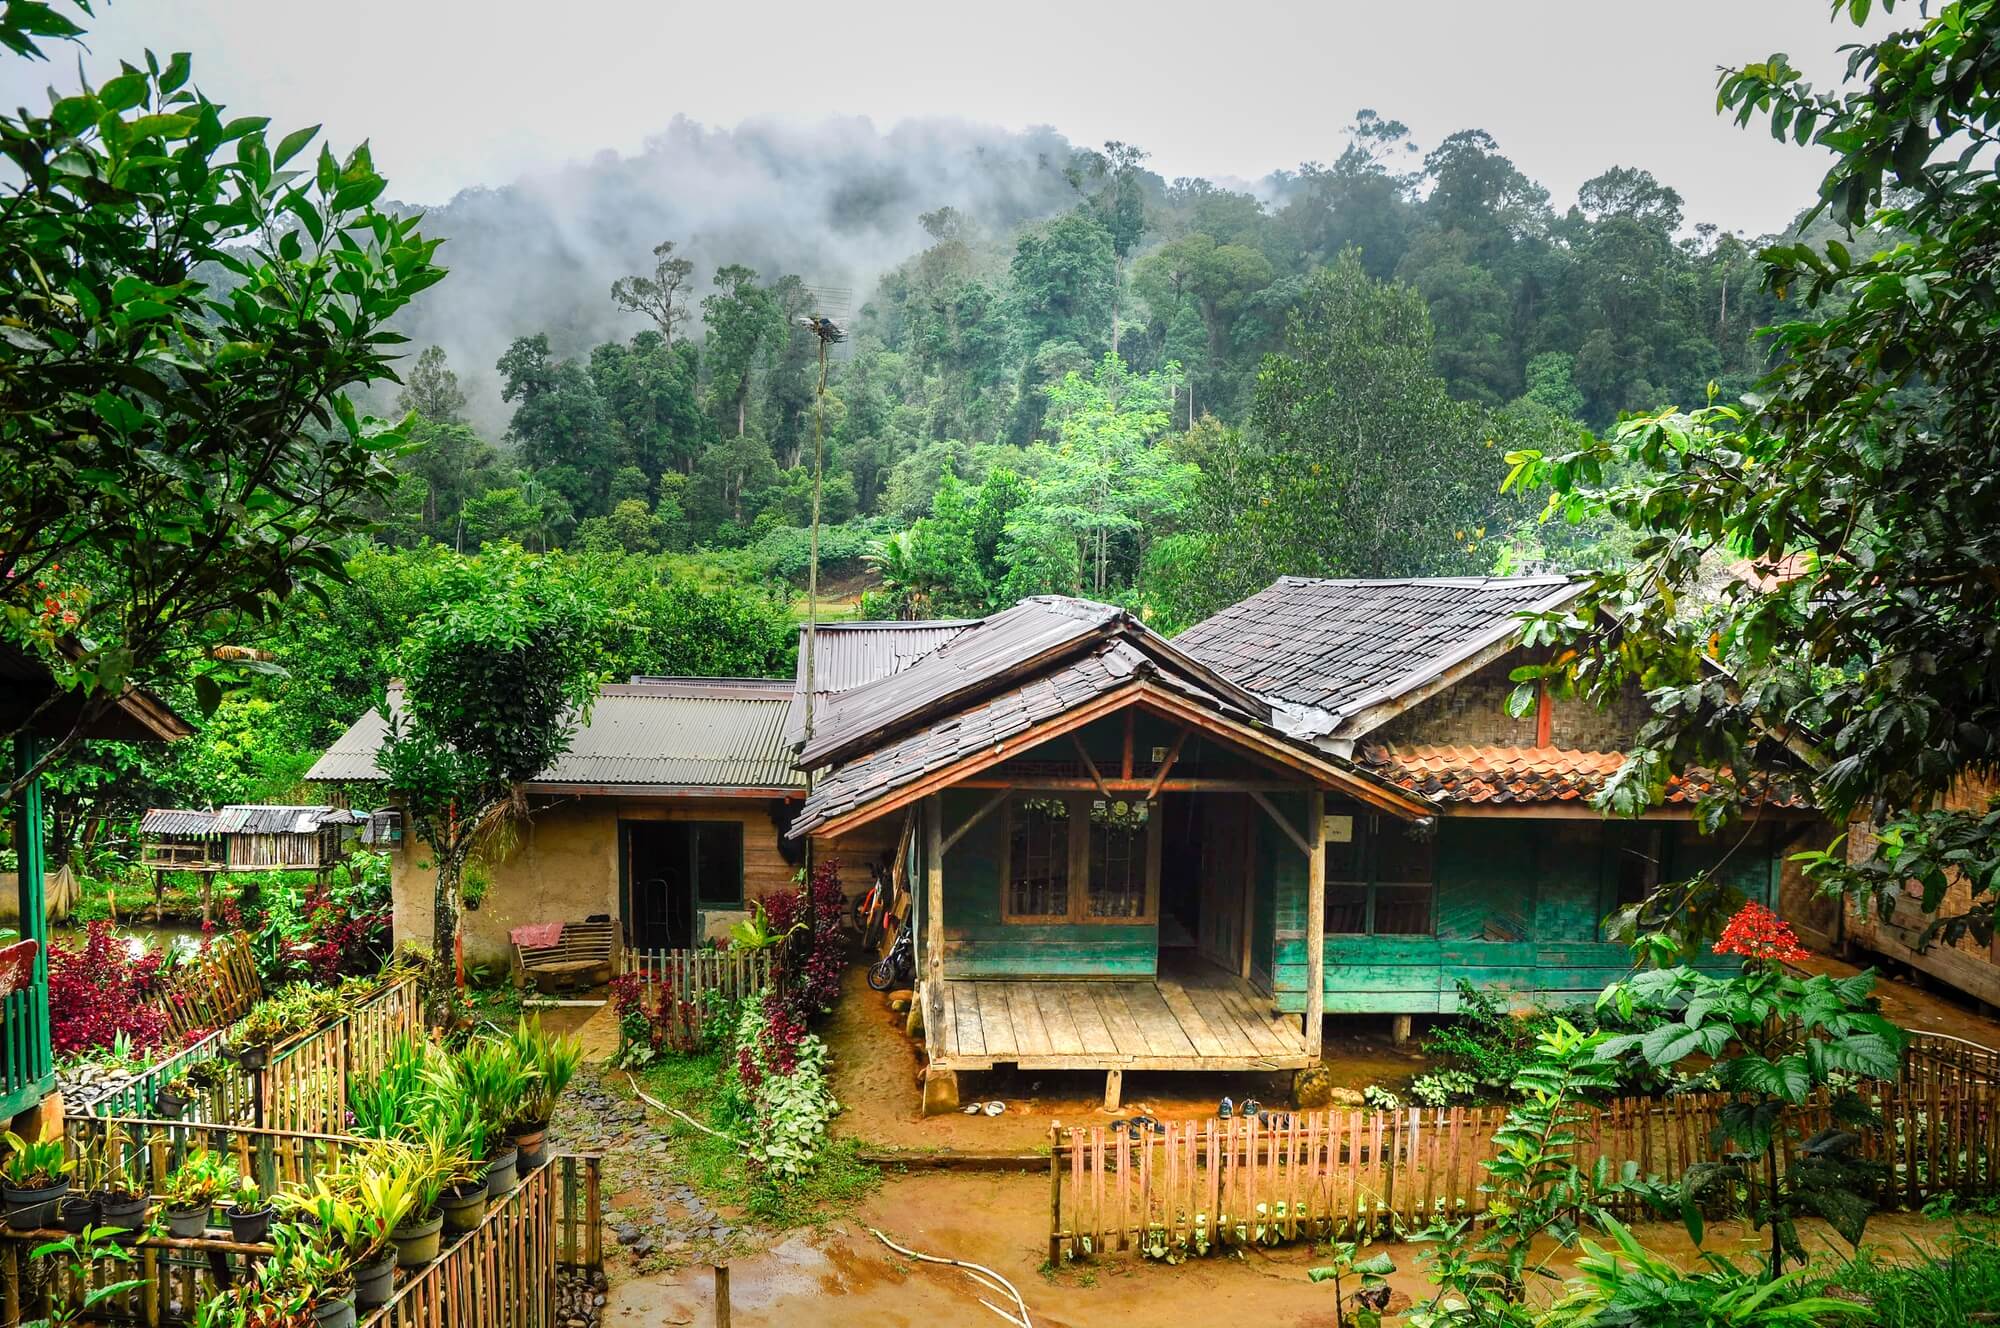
[21,1227,147,1328]
[161,1150,240,1213]
[1,1130,72,1189]
[1308,1241,1398,1328]
[1593,906,1904,1277]
[1540,1216,1867,1328]
[507,1017,582,1126]
[727,899,799,951]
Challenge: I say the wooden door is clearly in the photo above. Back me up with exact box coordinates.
[1197,795,1249,975]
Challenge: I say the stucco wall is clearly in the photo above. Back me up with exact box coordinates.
[390,795,804,969]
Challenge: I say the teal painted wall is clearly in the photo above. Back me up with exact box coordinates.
[1270,818,1780,1015]
[936,785,1157,978]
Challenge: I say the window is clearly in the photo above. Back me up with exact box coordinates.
[1003,794,1155,924]
[1323,814,1434,936]
[1087,799,1150,919]
[687,821,744,907]
[1007,798,1070,919]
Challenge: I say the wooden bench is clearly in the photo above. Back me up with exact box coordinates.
[511,920,617,991]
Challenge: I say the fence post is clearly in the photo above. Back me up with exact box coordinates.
[1048,1122,1063,1267]
[713,1265,731,1328]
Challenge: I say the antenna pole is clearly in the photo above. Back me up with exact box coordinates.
[802,330,828,781]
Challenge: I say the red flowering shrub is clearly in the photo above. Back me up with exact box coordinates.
[799,858,845,1014]
[610,971,704,1061]
[1712,901,1811,964]
[46,920,171,1055]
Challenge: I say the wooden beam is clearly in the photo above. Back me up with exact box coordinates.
[1121,712,1135,781]
[1305,789,1325,1060]
[924,796,946,1035]
[956,776,1300,793]
[1070,736,1112,798]
[940,788,1010,857]
[1145,730,1190,800]
[1250,790,1312,856]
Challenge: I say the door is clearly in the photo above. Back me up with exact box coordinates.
[1197,795,1251,976]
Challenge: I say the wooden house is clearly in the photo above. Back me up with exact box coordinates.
[787,581,1818,1112]
[139,805,365,874]
[1,644,188,1129]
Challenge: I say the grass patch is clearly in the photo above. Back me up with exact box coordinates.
[1810,1226,2000,1327]
[637,1052,879,1230]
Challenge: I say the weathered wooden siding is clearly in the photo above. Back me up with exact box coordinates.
[938,785,1158,978]
[1270,818,1779,1015]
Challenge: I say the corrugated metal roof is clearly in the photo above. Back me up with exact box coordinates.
[1174,576,1585,736]
[796,597,1270,770]
[784,620,974,744]
[307,681,805,792]
[142,808,218,837]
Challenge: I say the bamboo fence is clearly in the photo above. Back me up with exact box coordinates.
[361,1159,558,1328]
[1051,1073,2000,1261]
[147,936,260,1042]
[620,947,774,1004]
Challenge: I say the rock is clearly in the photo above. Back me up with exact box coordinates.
[615,1225,641,1246]
[887,990,913,1012]
[1328,1086,1365,1108]
[631,1238,655,1258]
[1294,1064,1336,1109]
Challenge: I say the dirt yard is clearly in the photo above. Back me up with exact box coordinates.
[602,1169,1960,1328]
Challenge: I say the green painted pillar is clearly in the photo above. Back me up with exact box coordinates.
[5,733,54,1119]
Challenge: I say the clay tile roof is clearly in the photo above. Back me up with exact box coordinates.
[1360,743,1809,808]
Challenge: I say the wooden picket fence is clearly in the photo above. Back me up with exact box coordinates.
[63,1115,358,1201]
[362,1156,558,1328]
[620,946,773,1003]
[262,974,422,1134]
[146,935,261,1041]
[1050,1077,2000,1261]
[1905,1031,2000,1091]
[554,1154,604,1274]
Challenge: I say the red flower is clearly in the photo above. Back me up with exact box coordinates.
[1712,902,1811,963]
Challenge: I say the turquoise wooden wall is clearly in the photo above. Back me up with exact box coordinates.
[1270,816,1778,1015]
[936,785,1158,978]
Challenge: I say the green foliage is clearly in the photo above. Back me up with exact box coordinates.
[1539,1216,1866,1328]
[1506,0,2000,953]
[0,1128,72,1188]
[0,10,443,804]
[1803,1228,2000,1328]
[1308,1241,1397,1328]
[1594,961,1904,1274]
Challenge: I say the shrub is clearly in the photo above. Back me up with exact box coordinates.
[726,988,838,1182]
[46,921,171,1056]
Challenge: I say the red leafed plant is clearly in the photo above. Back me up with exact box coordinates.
[1711,901,1811,964]
[46,920,171,1055]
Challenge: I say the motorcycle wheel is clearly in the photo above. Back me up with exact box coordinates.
[866,955,899,991]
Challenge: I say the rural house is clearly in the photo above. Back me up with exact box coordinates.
[309,575,1819,1111]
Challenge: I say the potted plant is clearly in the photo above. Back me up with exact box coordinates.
[56,1134,104,1233]
[228,1175,276,1244]
[161,1148,240,1239]
[153,1072,194,1120]
[281,1175,406,1319]
[446,1039,531,1197]
[430,1100,491,1235]
[185,1055,232,1100]
[349,1168,416,1309]
[95,1142,151,1243]
[264,1221,359,1328]
[385,1132,473,1267]
[1,1129,73,1230]
[506,1018,582,1170]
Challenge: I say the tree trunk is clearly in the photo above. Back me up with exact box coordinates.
[428,837,467,1028]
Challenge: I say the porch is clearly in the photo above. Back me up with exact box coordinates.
[933,955,1311,1075]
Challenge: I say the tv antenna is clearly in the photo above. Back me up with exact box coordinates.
[797,304,846,781]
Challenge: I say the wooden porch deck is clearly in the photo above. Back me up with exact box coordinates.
[934,960,1310,1073]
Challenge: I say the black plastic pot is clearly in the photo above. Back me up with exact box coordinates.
[165,1205,208,1239]
[310,1294,357,1328]
[97,1191,150,1244]
[510,1121,549,1172]
[56,1193,99,1234]
[2,1179,70,1231]
[228,1203,274,1245]
[235,1044,270,1071]
[152,1087,191,1119]
[483,1142,519,1199]
[354,1251,397,1309]
[390,1211,444,1267]
[440,1180,487,1234]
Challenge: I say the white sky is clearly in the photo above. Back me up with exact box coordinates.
[4,0,1895,235]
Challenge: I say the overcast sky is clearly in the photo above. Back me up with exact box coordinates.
[4,0,1894,236]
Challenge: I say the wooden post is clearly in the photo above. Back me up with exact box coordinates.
[924,796,945,1012]
[1048,1122,1064,1267]
[1305,790,1325,1060]
[1103,1069,1123,1111]
[713,1264,731,1328]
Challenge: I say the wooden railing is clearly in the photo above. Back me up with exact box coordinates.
[1905,1030,2000,1090]
[621,946,773,1003]
[263,975,422,1134]
[1050,1077,2000,1260]
[0,982,53,1123]
[1,1222,273,1327]
[363,1157,557,1328]
[148,935,261,1042]
[64,1116,359,1201]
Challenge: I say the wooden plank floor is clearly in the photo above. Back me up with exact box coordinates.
[936,963,1310,1072]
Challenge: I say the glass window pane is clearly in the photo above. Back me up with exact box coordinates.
[1326,884,1370,934]
[1008,797,1070,917]
[693,822,744,906]
[1373,884,1432,935]
[1087,799,1150,919]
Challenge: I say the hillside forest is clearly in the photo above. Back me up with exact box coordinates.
[30,108,1836,870]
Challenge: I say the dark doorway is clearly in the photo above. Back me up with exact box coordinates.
[622,820,745,952]
[1159,794,1201,949]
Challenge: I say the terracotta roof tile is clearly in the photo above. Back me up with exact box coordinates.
[1360,743,1808,808]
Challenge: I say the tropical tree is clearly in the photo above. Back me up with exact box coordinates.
[375,552,604,1024]
[0,10,444,804]
[610,238,696,345]
[1506,0,2000,950]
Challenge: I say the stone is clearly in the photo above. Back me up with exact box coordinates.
[886,990,914,1012]
[921,1064,959,1116]
[1329,1086,1365,1108]
[1293,1064,1335,1109]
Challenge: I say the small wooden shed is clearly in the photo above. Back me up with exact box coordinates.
[141,804,364,874]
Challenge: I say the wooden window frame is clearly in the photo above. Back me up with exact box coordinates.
[1323,812,1436,937]
[1000,791,1161,926]
[682,819,746,910]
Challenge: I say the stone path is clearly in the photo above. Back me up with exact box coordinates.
[548,1066,750,1274]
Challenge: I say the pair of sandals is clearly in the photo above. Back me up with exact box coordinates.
[1218,1097,1294,1129]
[1111,1115,1167,1137]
